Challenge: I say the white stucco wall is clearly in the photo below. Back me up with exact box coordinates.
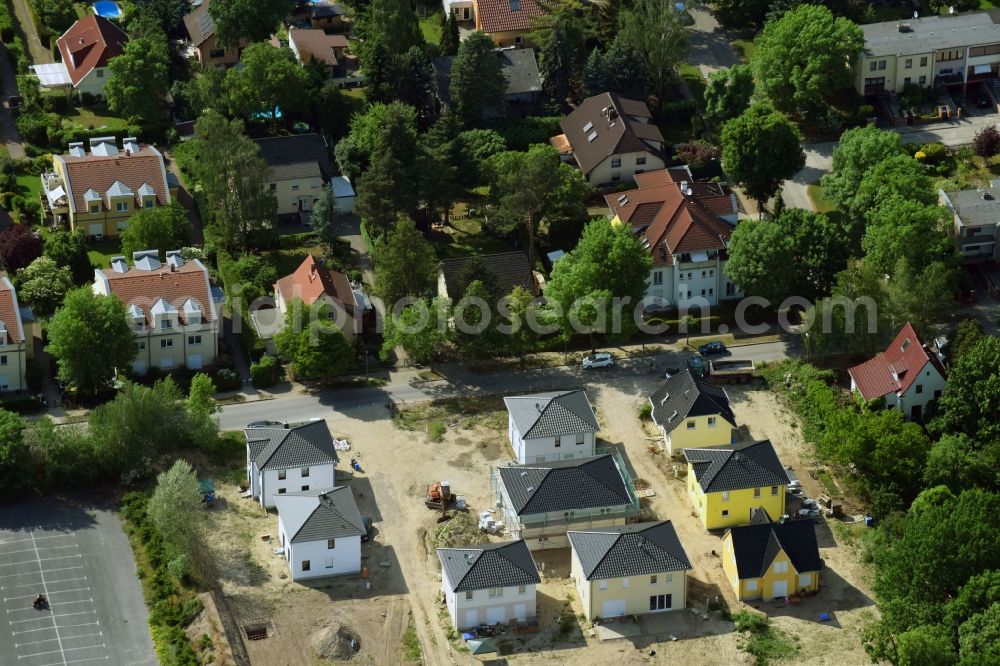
[258,462,336,508]
[278,515,361,581]
[587,151,666,187]
[896,362,947,420]
[507,415,596,463]
[75,67,110,97]
[443,583,537,629]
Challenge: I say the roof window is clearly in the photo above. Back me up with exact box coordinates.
[587,131,598,142]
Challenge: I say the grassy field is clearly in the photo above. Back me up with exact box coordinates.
[271,233,323,277]
[430,212,513,260]
[85,236,123,267]
[63,106,128,130]
[419,12,443,45]
[807,182,837,214]
[14,173,41,200]
[731,38,756,64]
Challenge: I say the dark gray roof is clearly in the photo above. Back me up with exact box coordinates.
[253,133,332,181]
[244,421,339,471]
[862,10,1000,58]
[504,390,599,439]
[568,521,691,581]
[431,48,541,109]
[498,455,634,516]
[438,540,540,592]
[942,186,1000,230]
[648,369,736,434]
[439,251,536,299]
[283,487,366,544]
[727,518,823,579]
[311,0,346,18]
[559,92,664,176]
[683,440,789,494]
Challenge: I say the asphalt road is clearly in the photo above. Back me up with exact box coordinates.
[218,339,796,430]
[0,501,156,666]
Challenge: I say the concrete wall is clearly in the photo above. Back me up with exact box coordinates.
[721,534,820,601]
[443,582,537,629]
[571,548,687,621]
[687,467,786,530]
[507,415,596,463]
[587,151,666,187]
[278,516,360,581]
[259,462,336,508]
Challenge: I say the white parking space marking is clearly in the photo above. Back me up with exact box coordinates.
[40,657,110,666]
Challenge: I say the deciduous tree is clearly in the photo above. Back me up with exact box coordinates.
[274,300,356,379]
[863,196,954,276]
[105,33,169,125]
[147,459,204,558]
[974,125,1000,158]
[43,230,92,285]
[223,42,310,122]
[120,202,190,260]
[821,126,903,215]
[616,0,687,109]
[46,288,136,396]
[947,318,984,363]
[0,224,43,273]
[703,65,754,132]
[15,256,71,317]
[380,297,450,365]
[186,373,218,444]
[0,410,29,500]
[209,0,296,46]
[932,335,1000,443]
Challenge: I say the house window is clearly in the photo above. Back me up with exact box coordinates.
[327,539,336,549]
[722,491,730,502]
[934,389,942,399]
[701,289,706,296]
[920,56,928,66]
[878,60,886,70]
[291,185,300,191]
[160,339,173,348]
[721,509,729,517]
[726,282,736,296]
[188,335,202,345]
[488,587,503,598]
[302,560,311,571]
[649,594,671,611]
[301,467,310,477]
[650,575,657,584]
[774,561,788,574]
[919,75,927,85]
[903,77,911,86]
[771,486,778,496]
[653,271,663,285]
[746,580,757,591]
[161,319,172,329]
[90,204,100,213]
[708,417,716,427]
[576,433,584,445]
[209,48,225,59]
[905,58,912,69]
[709,288,713,296]
[754,488,761,498]
[636,156,646,166]
[702,271,706,278]
[599,580,608,591]
[687,421,696,430]
[324,557,334,568]
[465,590,473,600]
[611,157,621,168]
[916,384,923,394]
[869,61,877,72]
[518,584,526,594]
[270,183,277,191]
[138,342,146,350]
[0,356,6,365]
[554,437,561,448]
[622,578,630,588]
[96,69,103,78]
[278,470,286,480]
[278,488,286,494]
[144,200,154,208]
[610,174,621,182]
[301,485,309,491]
[116,201,128,212]
[664,573,672,582]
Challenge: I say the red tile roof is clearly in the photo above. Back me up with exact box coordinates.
[0,277,25,344]
[57,143,170,214]
[96,258,216,325]
[57,15,128,87]
[848,323,947,400]
[604,169,737,268]
[274,255,355,314]
[475,0,544,35]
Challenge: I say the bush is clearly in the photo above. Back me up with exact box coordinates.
[674,141,720,170]
[974,125,1000,158]
[638,401,652,420]
[250,355,280,388]
[211,367,241,392]
[0,394,46,413]
[660,98,698,124]
[489,116,562,152]
[40,94,70,115]
[919,142,947,166]
[15,111,55,147]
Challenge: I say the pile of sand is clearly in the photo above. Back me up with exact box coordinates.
[311,623,358,661]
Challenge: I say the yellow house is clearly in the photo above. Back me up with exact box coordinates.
[649,368,737,456]
[42,137,173,239]
[473,0,543,47]
[0,277,30,393]
[721,509,822,601]
[683,440,789,530]
[568,521,691,622]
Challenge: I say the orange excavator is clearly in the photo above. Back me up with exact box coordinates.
[426,481,456,510]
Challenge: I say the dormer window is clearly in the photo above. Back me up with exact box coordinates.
[160,319,172,329]
[90,204,100,213]
[116,201,128,212]
[144,200,154,208]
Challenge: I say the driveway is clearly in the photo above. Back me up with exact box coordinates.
[686,5,741,77]
[781,142,836,212]
[894,114,1000,147]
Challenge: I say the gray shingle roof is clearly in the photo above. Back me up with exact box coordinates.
[504,390,599,439]
[727,518,823,579]
[244,421,339,471]
[431,48,541,110]
[568,521,691,581]
[281,487,366,544]
[253,133,332,182]
[683,440,789,494]
[438,540,540,592]
[498,455,634,516]
[439,251,536,299]
[648,369,736,435]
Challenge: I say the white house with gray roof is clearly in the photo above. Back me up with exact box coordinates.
[569,521,691,621]
[940,185,1000,263]
[504,390,600,464]
[437,540,540,630]
[493,453,639,550]
[274,487,365,581]
[245,421,339,508]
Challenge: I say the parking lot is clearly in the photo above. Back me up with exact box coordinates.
[0,501,155,666]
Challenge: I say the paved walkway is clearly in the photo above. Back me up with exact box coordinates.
[781,142,836,213]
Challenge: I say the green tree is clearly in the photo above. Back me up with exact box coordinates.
[372,218,438,308]
[418,115,462,224]
[933,336,1000,443]
[721,102,805,211]
[450,32,507,126]
[852,155,936,225]
[498,285,541,358]
[948,318,984,363]
[821,126,903,214]
[15,256,71,317]
[616,0,688,109]
[209,0,296,46]
[147,459,204,559]
[32,0,76,34]
[223,42,310,122]
[923,434,996,493]
[43,230,92,285]
[358,0,423,60]
[714,0,771,28]
[545,219,652,348]
[186,373,218,444]
[896,625,958,666]
[804,261,890,357]
[752,5,863,120]
[274,300,356,379]
[227,253,278,304]
[46,288,136,396]
[453,279,507,359]
[119,202,190,260]
[105,34,170,125]
[538,20,576,110]
[336,101,420,178]
[380,297,450,365]
[959,603,1000,662]
[440,13,460,56]
[357,150,414,237]
[0,224,44,273]
[863,196,954,275]
[0,410,30,500]
[133,0,189,32]
[309,185,341,247]
[192,110,277,252]
[884,259,958,339]
[582,37,648,100]
[703,65,754,132]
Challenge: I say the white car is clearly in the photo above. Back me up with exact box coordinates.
[582,353,615,369]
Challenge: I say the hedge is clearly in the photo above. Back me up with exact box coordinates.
[489,116,562,152]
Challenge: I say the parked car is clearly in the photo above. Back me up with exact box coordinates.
[361,516,373,542]
[582,352,615,369]
[698,341,727,355]
[247,420,283,428]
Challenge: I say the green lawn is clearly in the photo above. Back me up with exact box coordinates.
[63,106,129,131]
[14,173,41,200]
[807,182,837,214]
[272,233,322,277]
[419,13,443,45]
[86,236,124,268]
[731,38,756,64]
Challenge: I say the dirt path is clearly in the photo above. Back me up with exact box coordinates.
[11,0,52,65]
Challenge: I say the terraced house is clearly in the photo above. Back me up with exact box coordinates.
[493,453,639,550]
[0,277,29,393]
[92,251,219,374]
[42,137,173,239]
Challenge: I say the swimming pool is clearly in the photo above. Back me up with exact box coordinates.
[92,1,122,19]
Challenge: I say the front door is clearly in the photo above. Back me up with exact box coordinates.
[464,609,478,628]
[514,603,526,621]
[910,405,922,421]
[771,580,788,600]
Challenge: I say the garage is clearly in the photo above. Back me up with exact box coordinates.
[601,599,626,618]
[771,580,788,600]
[331,176,356,213]
[485,606,507,624]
